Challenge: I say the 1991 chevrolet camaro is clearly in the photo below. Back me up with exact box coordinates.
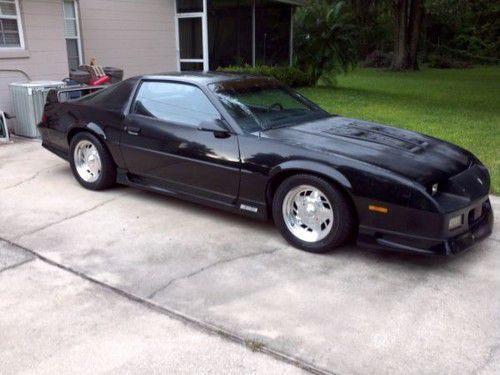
[39,73,493,255]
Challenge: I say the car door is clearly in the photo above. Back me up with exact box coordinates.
[120,80,240,205]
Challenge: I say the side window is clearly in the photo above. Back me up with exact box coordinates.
[133,81,220,127]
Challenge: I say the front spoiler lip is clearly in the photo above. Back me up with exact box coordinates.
[357,200,494,256]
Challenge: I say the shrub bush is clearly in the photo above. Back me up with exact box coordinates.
[216,64,314,87]
[294,0,358,84]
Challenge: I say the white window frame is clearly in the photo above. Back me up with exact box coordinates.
[0,0,25,50]
[62,0,83,68]
[175,0,209,72]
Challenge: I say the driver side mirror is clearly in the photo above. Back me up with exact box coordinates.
[197,118,231,139]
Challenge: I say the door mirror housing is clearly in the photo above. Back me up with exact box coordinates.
[197,119,231,138]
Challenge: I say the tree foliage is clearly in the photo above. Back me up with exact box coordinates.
[294,1,358,84]
[292,0,497,77]
[425,0,499,60]
[347,0,498,70]
[349,1,393,57]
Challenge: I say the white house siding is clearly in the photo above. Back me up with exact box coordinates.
[0,0,68,115]
[78,0,177,77]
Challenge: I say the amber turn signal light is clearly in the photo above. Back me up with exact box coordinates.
[369,205,388,214]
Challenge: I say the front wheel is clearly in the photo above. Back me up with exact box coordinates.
[272,174,355,253]
[69,132,116,190]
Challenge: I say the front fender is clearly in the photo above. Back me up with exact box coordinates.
[269,160,352,190]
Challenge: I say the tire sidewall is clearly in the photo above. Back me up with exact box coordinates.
[273,175,352,253]
[69,132,114,190]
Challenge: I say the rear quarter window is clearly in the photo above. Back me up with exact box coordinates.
[80,78,138,113]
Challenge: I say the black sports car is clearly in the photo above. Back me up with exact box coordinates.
[38,73,493,255]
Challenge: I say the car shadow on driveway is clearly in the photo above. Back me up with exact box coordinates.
[121,181,490,272]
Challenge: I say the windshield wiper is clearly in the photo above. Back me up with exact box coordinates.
[259,122,291,132]
[260,112,328,132]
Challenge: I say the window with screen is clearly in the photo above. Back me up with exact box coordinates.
[0,0,23,48]
[255,0,291,66]
[133,81,220,127]
[63,0,81,70]
[208,0,253,70]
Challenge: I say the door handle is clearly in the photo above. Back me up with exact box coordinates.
[125,126,141,136]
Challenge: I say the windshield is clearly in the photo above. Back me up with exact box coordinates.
[209,78,329,132]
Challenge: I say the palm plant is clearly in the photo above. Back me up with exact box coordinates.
[294,1,358,85]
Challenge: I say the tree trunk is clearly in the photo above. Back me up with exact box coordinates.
[390,0,424,71]
[406,0,424,70]
[391,0,408,70]
[351,0,376,58]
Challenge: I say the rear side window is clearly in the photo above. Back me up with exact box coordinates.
[133,81,220,127]
[80,79,138,112]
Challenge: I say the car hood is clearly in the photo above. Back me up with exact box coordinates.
[262,116,471,185]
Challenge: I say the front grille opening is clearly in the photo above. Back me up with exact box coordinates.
[482,200,491,214]
[468,202,489,227]
[468,209,476,225]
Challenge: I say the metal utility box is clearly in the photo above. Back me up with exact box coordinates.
[9,81,64,138]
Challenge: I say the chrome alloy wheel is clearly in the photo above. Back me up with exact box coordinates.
[282,185,334,242]
[73,140,102,183]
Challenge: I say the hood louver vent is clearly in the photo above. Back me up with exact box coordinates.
[323,121,429,153]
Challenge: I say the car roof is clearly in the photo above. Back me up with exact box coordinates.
[135,71,272,85]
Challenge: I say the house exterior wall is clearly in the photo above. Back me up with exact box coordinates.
[0,0,68,115]
[78,0,177,77]
[0,0,296,130]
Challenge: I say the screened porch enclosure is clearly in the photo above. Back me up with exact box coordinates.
[176,0,296,71]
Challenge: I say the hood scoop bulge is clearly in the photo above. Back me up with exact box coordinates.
[322,121,429,153]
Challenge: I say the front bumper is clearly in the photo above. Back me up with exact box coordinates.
[357,197,494,256]
[444,199,493,255]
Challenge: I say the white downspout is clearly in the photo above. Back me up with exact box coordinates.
[202,0,210,71]
[252,0,256,67]
[289,5,294,66]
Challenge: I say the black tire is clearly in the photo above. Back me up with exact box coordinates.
[272,174,355,253]
[69,132,116,190]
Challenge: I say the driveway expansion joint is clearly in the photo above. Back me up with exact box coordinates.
[1,163,66,190]
[147,247,283,300]
[13,196,122,241]
[0,257,35,274]
[0,236,335,375]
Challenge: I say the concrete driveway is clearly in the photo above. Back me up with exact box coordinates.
[1,138,499,374]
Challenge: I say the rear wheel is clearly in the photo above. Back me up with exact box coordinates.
[272,174,355,253]
[69,132,116,190]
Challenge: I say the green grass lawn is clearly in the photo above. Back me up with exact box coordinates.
[299,67,500,193]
